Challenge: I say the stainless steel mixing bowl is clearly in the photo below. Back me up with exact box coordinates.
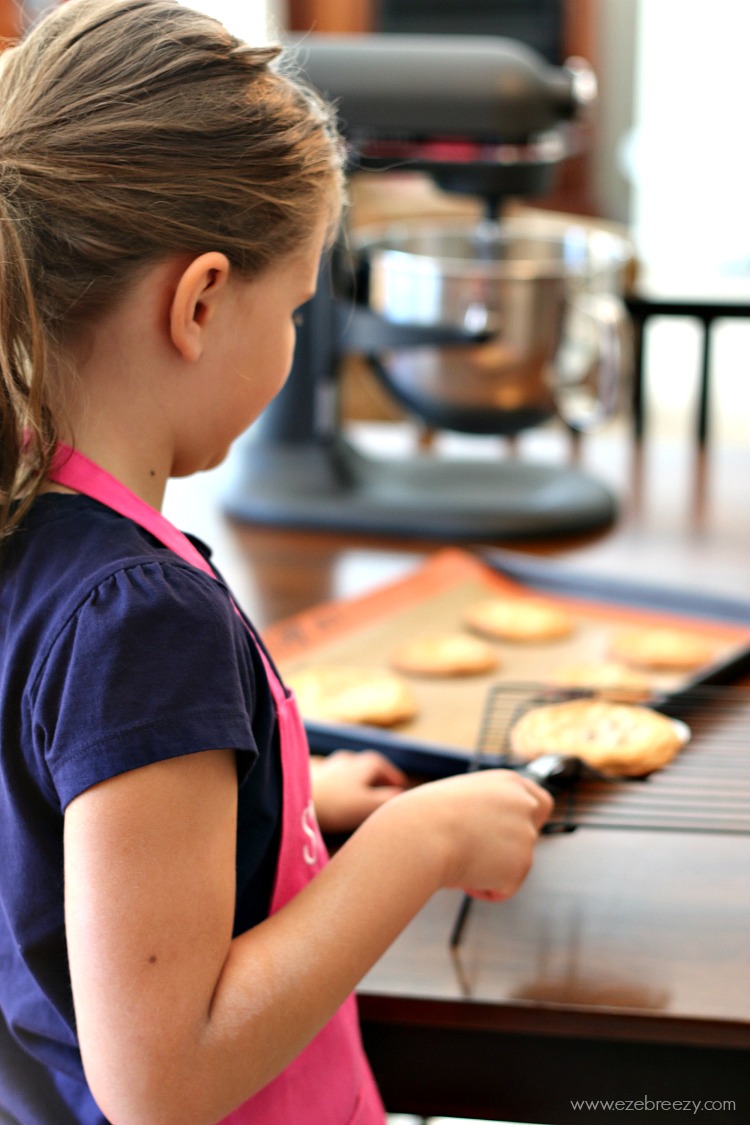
[349,217,634,435]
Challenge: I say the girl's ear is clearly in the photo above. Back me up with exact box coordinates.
[169,252,232,362]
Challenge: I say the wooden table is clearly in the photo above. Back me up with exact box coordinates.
[211,426,750,1125]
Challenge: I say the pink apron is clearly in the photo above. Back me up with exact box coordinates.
[49,445,386,1125]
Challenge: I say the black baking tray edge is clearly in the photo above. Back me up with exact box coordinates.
[304,548,750,778]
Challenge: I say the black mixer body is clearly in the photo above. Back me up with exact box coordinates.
[223,34,631,541]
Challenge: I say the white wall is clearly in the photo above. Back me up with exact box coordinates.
[628,0,750,279]
[622,0,750,444]
[181,0,283,43]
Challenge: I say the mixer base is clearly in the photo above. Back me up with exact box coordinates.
[223,437,617,541]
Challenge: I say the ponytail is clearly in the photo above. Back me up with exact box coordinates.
[0,187,55,542]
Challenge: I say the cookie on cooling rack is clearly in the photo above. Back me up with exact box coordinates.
[509,698,689,777]
[389,632,500,677]
[609,626,719,671]
[285,665,418,728]
[463,596,574,643]
[549,661,652,702]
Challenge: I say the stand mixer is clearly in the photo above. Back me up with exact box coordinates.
[223,34,633,540]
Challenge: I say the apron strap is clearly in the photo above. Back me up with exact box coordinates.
[49,443,215,578]
[48,443,288,705]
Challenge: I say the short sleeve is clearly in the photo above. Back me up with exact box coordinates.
[31,560,259,809]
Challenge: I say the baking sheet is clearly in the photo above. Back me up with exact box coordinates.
[263,548,750,774]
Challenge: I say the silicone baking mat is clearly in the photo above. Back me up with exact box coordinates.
[263,548,750,767]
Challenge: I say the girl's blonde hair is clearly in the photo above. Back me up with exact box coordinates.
[0,0,346,540]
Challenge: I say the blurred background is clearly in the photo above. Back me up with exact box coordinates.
[177,0,750,448]
[5,0,749,539]
[7,0,749,447]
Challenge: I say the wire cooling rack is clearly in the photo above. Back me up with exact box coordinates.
[473,682,750,834]
[450,683,750,947]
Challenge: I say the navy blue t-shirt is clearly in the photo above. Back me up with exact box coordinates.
[0,494,282,1124]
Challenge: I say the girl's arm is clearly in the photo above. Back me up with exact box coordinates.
[64,747,551,1125]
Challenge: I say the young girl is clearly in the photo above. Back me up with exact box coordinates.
[0,2,553,1123]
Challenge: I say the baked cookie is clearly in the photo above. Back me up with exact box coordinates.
[285,665,418,728]
[550,661,652,702]
[464,596,574,643]
[609,626,718,671]
[390,632,500,677]
[509,698,688,777]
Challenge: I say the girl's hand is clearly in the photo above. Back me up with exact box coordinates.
[311,750,408,833]
[394,768,554,902]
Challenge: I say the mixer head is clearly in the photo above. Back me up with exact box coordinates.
[290,33,596,207]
